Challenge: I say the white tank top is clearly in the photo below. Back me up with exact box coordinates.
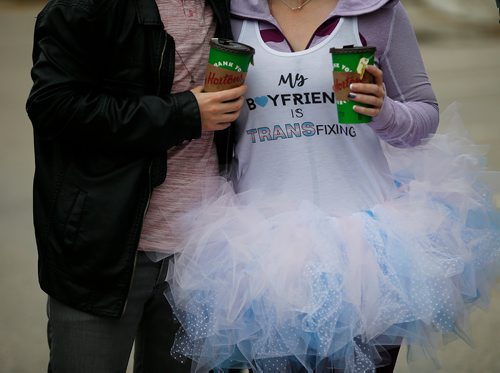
[234,18,395,215]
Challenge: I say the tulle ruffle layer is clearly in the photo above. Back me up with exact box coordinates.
[165,106,500,372]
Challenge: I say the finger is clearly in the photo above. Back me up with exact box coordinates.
[348,93,383,108]
[217,84,247,101]
[206,95,244,117]
[218,111,241,123]
[220,96,245,113]
[352,104,381,118]
[190,85,204,93]
[365,65,384,86]
[349,83,384,97]
[216,122,232,129]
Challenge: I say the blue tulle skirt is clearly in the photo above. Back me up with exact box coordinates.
[164,106,500,372]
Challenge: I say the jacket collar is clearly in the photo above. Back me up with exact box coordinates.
[135,0,163,26]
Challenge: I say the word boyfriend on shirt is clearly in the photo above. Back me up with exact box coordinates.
[246,91,335,110]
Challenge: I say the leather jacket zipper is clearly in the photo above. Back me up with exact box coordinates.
[157,37,168,95]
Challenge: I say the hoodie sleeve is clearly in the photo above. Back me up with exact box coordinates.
[361,3,439,147]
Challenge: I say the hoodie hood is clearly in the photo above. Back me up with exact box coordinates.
[231,0,399,21]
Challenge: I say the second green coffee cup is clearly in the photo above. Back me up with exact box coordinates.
[330,46,376,124]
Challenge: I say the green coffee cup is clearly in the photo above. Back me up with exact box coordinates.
[330,46,376,124]
[203,38,255,92]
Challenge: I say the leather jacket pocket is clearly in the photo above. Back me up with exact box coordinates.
[52,186,88,251]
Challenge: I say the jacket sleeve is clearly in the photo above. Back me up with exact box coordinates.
[26,1,201,154]
[367,3,439,148]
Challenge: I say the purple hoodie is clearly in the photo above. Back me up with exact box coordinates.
[231,0,439,147]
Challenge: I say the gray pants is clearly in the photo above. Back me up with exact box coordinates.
[47,251,191,373]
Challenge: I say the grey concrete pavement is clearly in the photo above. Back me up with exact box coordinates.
[0,1,499,372]
[0,3,45,373]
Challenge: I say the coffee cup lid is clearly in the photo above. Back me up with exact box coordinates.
[210,38,255,56]
[329,46,376,55]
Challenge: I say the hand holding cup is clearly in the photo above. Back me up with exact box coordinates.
[192,84,247,132]
[330,46,378,124]
[194,38,254,132]
[348,64,385,118]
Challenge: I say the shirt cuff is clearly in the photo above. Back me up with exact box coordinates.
[368,96,395,135]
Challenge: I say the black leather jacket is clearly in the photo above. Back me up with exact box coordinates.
[26,0,233,318]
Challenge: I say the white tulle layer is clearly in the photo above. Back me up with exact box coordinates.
[164,106,500,372]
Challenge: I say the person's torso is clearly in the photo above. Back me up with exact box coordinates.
[139,0,220,254]
[33,0,233,317]
[234,18,395,215]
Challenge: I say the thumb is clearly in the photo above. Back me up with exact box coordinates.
[190,85,204,94]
